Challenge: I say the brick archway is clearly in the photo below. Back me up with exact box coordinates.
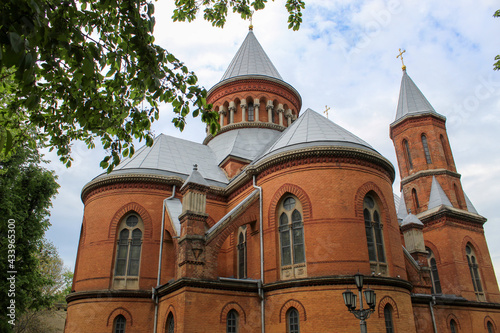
[163,305,176,331]
[378,296,399,318]
[108,202,153,239]
[106,307,133,327]
[220,302,246,324]
[268,183,313,228]
[279,299,306,323]
[447,313,461,330]
[354,182,391,222]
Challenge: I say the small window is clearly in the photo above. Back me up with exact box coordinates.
[287,308,300,333]
[237,228,247,279]
[226,310,238,333]
[412,188,420,212]
[403,139,413,170]
[364,194,386,275]
[450,319,458,333]
[248,102,254,122]
[166,312,174,333]
[440,135,451,167]
[466,244,485,301]
[114,315,126,333]
[487,321,495,333]
[422,134,432,164]
[384,305,394,333]
[426,247,442,294]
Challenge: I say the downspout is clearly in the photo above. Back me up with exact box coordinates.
[253,175,265,333]
[153,185,176,333]
[429,295,438,333]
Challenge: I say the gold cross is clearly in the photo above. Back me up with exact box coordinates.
[397,48,406,70]
[324,105,330,119]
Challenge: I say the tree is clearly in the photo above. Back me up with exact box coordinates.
[0,0,305,171]
[495,10,500,70]
[0,145,59,333]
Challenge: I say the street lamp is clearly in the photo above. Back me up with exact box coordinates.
[342,273,376,333]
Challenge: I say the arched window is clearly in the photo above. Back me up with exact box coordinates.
[466,244,485,301]
[384,304,394,333]
[412,188,420,212]
[487,321,495,333]
[237,227,247,279]
[426,247,442,294]
[364,194,386,275]
[114,315,126,333]
[248,102,254,122]
[226,310,238,333]
[287,307,300,333]
[278,195,306,279]
[453,184,463,209]
[403,139,413,170]
[440,135,451,167]
[114,214,144,289]
[450,319,458,333]
[421,134,432,164]
[166,312,174,333]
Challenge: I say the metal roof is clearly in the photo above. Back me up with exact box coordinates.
[255,108,379,162]
[220,30,283,82]
[165,198,183,236]
[395,70,441,121]
[401,213,423,227]
[396,191,409,220]
[464,191,479,214]
[428,176,452,210]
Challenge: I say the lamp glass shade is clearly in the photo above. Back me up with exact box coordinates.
[364,288,376,307]
[342,289,353,308]
[354,273,364,289]
[351,294,357,310]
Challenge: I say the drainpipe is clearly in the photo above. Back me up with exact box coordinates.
[253,176,265,333]
[153,185,176,333]
[429,295,438,333]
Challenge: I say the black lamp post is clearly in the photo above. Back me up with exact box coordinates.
[342,273,376,333]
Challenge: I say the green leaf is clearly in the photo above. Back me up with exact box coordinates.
[8,32,23,53]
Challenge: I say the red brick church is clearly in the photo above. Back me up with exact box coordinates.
[65,28,500,332]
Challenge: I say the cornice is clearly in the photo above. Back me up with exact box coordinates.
[418,205,487,226]
[401,168,461,186]
[411,293,500,309]
[66,289,152,303]
[203,121,285,145]
[390,112,446,130]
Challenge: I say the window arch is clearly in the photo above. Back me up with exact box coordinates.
[421,134,432,164]
[454,184,463,209]
[237,227,247,279]
[426,247,442,294]
[226,310,238,333]
[114,315,126,333]
[248,101,254,122]
[287,307,300,333]
[450,319,458,333]
[412,188,420,212]
[364,194,386,275]
[403,139,413,170]
[440,135,451,167]
[113,213,144,289]
[166,312,174,333]
[466,244,485,301]
[278,195,306,279]
[487,321,495,333]
[384,304,394,333]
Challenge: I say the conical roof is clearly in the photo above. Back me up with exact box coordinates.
[220,30,283,82]
[428,176,452,210]
[394,70,442,122]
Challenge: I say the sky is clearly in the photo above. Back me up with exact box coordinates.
[44,0,500,285]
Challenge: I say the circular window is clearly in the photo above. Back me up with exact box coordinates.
[126,215,139,227]
[283,197,296,211]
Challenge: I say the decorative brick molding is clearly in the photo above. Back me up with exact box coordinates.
[461,237,484,265]
[220,302,246,324]
[268,183,312,228]
[424,240,441,263]
[354,182,391,222]
[279,299,306,323]
[106,307,133,326]
[108,202,153,240]
[446,313,461,329]
[163,305,176,331]
[484,316,497,330]
[378,296,399,318]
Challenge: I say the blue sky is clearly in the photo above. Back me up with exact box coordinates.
[44,0,500,285]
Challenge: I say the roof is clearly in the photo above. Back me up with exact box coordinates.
[165,198,183,236]
[428,176,452,210]
[181,165,210,190]
[394,70,442,122]
[464,191,479,214]
[255,108,379,162]
[220,30,283,82]
[91,134,228,186]
[401,213,423,227]
[397,192,409,220]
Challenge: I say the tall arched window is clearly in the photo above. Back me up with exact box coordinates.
[287,307,300,333]
[237,227,247,279]
[466,244,485,301]
[114,315,126,333]
[384,304,394,333]
[226,310,238,333]
[278,195,306,279]
[487,321,495,333]
[248,102,254,122]
[403,139,413,170]
[114,214,144,289]
[421,134,432,164]
[440,135,451,167]
[453,184,463,209]
[450,319,458,333]
[364,194,386,275]
[166,312,174,333]
[412,188,420,212]
[426,247,442,294]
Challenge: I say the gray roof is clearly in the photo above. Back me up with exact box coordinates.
[181,165,210,190]
[255,108,379,162]
[207,128,282,165]
[401,213,424,227]
[395,70,441,122]
[464,191,479,214]
[165,198,183,236]
[220,30,283,82]
[93,134,228,186]
[397,192,409,220]
[428,176,452,210]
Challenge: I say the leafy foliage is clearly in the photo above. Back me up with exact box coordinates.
[495,10,500,70]
[0,145,59,333]
[0,0,305,171]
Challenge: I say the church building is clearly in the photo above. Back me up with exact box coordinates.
[65,27,500,332]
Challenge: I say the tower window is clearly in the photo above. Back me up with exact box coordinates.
[487,321,495,333]
[248,102,254,121]
[412,188,420,212]
[226,310,238,333]
[426,247,442,294]
[440,135,451,167]
[278,195,307,279]
[166,312,174,333]
[421,134,432,164]
[364,194,387,275]
[466,244,485,301]
[403,139,413,170]
[114,214,144,289]
[114,315,126,333]
[287,307,300,333]
[237,227,247,279]
[384,304,394,333]
[450,319,458,333]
